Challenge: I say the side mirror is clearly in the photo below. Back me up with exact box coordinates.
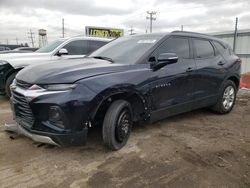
[151,53,178,71]
[57,48,68,56]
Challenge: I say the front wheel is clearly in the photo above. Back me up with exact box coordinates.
[102,100,133,150]
[211,80,237,114]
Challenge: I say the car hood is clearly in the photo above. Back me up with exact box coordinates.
[0,52,50,68]
[16,58,133,84]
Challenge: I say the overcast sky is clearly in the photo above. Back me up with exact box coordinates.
[0,0,250,47]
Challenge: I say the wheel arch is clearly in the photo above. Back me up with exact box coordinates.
[227,75,240,89]
[90,88,149,125]
[5,67,22,83]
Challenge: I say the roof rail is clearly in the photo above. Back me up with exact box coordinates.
[171,30,212,37]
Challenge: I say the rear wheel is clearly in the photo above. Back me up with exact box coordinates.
[102,100,133,150]
[5,72,17,98]
[211,80,236,114]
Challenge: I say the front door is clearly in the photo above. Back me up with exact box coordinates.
[148,37,196,121]
[52,40,88,61]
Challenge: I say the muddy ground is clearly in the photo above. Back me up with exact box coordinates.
[0,91,250,188]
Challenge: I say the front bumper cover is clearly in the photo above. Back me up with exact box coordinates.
[5,123,88,147]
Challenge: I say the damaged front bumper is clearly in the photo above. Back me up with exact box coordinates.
[5,123,88,147]
[5,123,60,146]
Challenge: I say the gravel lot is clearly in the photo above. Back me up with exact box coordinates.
[0,91,250,188]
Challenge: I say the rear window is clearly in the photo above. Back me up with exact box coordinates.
[194,39,215,58]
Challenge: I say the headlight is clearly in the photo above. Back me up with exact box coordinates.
[0,61,8,65]
[43,84,77,91]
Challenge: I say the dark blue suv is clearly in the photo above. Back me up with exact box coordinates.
[9,31,241,150]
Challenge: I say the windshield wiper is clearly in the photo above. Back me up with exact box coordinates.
[92,56,114,63]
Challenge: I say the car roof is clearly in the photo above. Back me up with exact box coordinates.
[62,36,113,42]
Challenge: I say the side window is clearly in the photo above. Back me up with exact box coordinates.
[155,37,190,59]
[88,41,107,54]
[194,39,215,58]
[213,41,228,55]
[62,40,88,55]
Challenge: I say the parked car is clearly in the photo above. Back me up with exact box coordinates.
[0,36,111,96]
[0,47,39,54]
[0,46,11,51]
[9,31,241,150]
[13,47,38,52]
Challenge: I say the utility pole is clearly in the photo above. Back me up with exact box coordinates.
[181,25,184,31]
[62,18,65,38]
[27,29,35,47]
[233,17,238,53]
[15,37,19,45]
[6,39,9,45]
[146,11,156,33]
[128,26,135,35]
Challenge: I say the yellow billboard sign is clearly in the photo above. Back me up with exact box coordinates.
[86,26,124,38]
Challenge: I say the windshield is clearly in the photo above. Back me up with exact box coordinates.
[89,35,163,64]
[36,39,65,53]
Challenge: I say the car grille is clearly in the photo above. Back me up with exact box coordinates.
[11,90,34,128]
[16,79,32,89]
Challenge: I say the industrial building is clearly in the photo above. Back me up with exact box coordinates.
[212,29,250,74]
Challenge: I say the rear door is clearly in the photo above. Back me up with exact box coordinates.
[192,38,225,101]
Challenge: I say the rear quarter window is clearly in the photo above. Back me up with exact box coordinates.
[213,41,229,55]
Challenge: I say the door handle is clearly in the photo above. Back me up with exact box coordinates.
[186,67,194,72]
[217,61,225,66]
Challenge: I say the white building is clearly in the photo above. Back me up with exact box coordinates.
[211,29,250,74]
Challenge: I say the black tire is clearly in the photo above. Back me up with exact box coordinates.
[5,72,17,98]
[211,80,237,114]
[102,100,133,150]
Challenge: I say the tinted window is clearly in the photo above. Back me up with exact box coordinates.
[88,41,107,53]
[63,40,88,55]
[194,39,215,58]
[156,37,190,59]
[213,41,228,55]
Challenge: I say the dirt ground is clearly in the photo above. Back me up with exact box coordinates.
[0,91,250,188]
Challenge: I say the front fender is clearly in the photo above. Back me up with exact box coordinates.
[88,84,150,121]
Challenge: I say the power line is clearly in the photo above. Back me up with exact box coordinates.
[27,29,35,47]
[146,11,156,33]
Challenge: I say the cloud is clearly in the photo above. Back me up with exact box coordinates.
[0,0,250,46]
[0,0,134,16]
